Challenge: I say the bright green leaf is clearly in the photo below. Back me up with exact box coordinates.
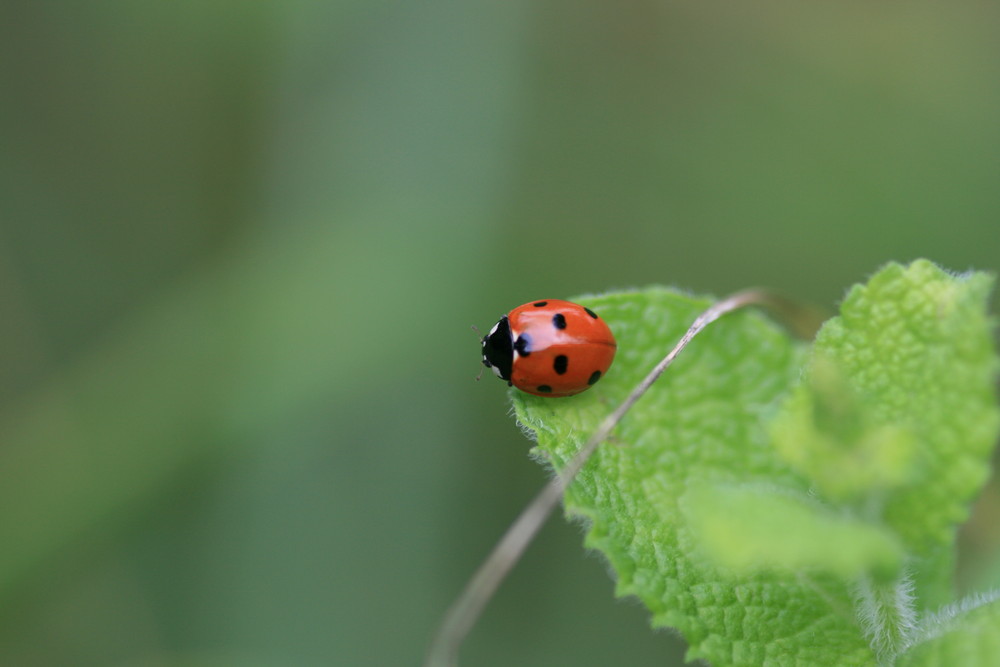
[681,482,903,581]
[772,260,1000,602]
[771,356,922,501]
[512,260,998,667]
[514,288,875,666]
[898,593,1000,666]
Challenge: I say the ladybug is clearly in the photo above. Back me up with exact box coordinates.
[481,299,617,397]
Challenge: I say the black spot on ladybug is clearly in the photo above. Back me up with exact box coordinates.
[537,385,552,393]
[587,370,602,385]
[552,313,567,329]
[533,301,548,307]
[514,334,531,356]
[584,307,598,319]
[553,355,568,375]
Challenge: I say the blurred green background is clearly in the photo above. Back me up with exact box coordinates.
[1,1,999,665]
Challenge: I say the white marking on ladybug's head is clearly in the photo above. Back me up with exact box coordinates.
[480,347,504,378]
[481,320,503,371]
[480,314,514,383]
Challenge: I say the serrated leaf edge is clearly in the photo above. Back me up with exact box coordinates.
[900,588,1000,654]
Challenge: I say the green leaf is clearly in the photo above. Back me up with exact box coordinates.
[681,482,903,581]
[898,593,1000,666]
[771,260,1000,602]
[770,356,922,502]
[512,260,998,666]
[514,288,875,666]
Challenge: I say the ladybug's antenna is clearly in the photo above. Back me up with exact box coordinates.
[426,289,823,667]
[472,325,486,381]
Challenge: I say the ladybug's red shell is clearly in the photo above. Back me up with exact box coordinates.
[481,299,617,397]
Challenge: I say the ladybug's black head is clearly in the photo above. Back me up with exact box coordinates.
[481,316,513,384]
